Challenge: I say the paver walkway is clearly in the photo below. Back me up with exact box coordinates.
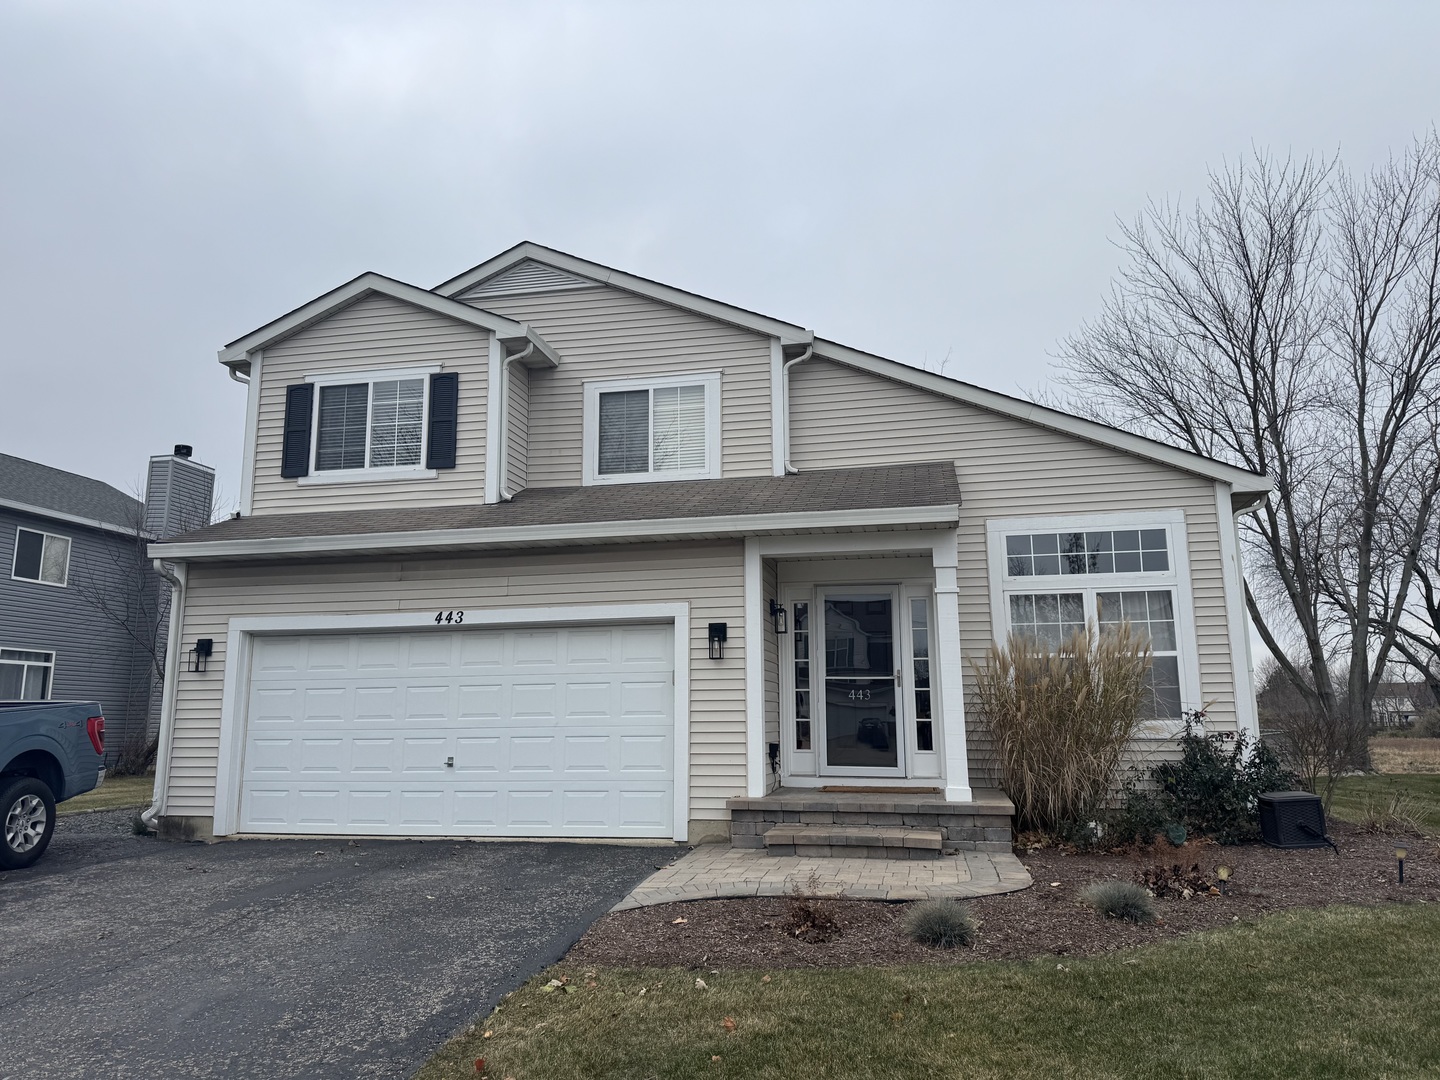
[613,844,1032,910]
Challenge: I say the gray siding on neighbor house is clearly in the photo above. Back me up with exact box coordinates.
[0,506,163,767]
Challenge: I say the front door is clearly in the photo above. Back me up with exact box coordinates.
[818,589,904,776]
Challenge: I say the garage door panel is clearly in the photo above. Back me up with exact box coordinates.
[239,624,675,837]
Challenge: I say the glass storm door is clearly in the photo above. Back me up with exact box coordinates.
[819,590,904,775]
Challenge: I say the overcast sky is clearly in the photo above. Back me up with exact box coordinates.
[3,1,1438,506]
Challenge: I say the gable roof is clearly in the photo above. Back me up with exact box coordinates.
[150,462,961,561]
[0,452,145,536]
[217,272,562,374]
[435,243,1270,494]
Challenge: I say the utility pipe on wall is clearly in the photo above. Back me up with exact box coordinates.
[141,560,187,828]
[781,345,814,474]
[497,342,535,501]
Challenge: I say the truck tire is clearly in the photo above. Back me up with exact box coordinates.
[0,776,56,870]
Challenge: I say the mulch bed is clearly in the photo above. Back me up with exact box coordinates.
[566,822,1439,970]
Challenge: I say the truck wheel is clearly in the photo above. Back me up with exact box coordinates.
[0,776,56,870]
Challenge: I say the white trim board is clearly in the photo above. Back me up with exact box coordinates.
[0,498,154,541]
[210,602,692,841]
[1215,483,1261,743]
[149,504,963,562]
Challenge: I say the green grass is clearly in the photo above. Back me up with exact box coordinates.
[58,773,154,815]
[1328,774,1440,832]
[419,905,1440,1080]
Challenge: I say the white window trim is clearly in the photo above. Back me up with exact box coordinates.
[985,510,1200,736]
[0,646,57,700]
[301,365,440,485]
[10,527,71,588]
[582,371,722,486]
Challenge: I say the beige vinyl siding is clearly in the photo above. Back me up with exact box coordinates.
[763,558,780,793]
[250,294,489,515]
[163,542,746,822]
[505,363,529,494]
[789,359,1237,786]
[459,285,773,485]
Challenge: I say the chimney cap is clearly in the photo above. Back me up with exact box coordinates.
[174,444,193,458]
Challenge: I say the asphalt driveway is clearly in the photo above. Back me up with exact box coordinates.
[0,809,670,1079]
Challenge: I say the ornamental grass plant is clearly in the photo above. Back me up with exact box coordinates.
[973,623,1152,834]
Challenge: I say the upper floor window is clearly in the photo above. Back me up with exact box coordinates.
[0,648,54,700]
[1004,528,1169,577]
[11,528,70,587]
[281,366,453,485]
[583,373,721,485]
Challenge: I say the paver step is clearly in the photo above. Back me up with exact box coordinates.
[762,824,944,859]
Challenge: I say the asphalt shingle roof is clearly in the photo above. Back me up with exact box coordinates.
[0,453,143,531]
[160,461,961,547]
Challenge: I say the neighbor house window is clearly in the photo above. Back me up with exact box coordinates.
[988,515,1194,725]
[11,528,70,587]
[0,649,55,700]
[583,373,721,484]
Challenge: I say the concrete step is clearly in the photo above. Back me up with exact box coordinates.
[762,824,944,860]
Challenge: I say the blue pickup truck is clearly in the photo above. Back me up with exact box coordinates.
[1,701,106,870]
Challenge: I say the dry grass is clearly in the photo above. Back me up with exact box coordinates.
[58,773,154,815]
[1370,738,1440,774]
[972,623,1152,833]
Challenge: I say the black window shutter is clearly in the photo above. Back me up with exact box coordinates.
[427,372,459,469]
[280,383,314,478]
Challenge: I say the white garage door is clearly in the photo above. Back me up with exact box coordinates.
[238,623,676,837]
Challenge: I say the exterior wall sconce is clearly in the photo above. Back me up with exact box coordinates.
[708,622,728,660]
[768,599,788,634]
[189,638,213,673]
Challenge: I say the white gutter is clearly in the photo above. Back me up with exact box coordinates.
[228,366,250,385]
[148,503,963,562]
[497,343,535,501]
[781,345,814,474]
[141,560,187,828]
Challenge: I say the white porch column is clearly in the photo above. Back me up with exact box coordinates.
[932,531,973,801]
[743,538,766,797]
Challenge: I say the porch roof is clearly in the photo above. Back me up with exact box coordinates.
[149,462,961,562]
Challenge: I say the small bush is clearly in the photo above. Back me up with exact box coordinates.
[903,900,979,949]
[129,812,151,836]
[1355,790,1424,835]
[1079,881,1157,923]
[782,872,840,943]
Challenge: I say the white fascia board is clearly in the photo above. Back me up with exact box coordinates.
[0,498,155,540]
[811,338,1272,494]
[435,242,815,346]
[216,272,532,369]
[147,503,962,561]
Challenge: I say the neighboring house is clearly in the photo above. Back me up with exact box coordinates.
[1,448,214,767]
[1373,681,1436,728]
[146,243,1270,847]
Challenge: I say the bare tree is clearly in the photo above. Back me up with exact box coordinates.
[1059,139,1440,781]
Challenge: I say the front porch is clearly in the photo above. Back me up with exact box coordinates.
[727,787,1015,855]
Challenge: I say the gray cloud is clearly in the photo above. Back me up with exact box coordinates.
[3,0,1437,500]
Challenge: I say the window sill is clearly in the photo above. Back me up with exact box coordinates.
[9,574,68,589]
[584,469,719,487]
[297,467,437,487]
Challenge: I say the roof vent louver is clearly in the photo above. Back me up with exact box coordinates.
[461,259,597,300]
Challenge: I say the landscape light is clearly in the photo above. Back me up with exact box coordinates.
[1396,847,1408,885]
[1216,865,1231,895]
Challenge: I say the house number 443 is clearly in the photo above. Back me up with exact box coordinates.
[434,610,465,624]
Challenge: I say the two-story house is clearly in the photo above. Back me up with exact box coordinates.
[147,243,1270,849]
[2,447,214,769]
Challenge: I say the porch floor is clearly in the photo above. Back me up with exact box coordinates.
[612,844,1032,911]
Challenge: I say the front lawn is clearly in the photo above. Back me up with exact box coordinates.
[421,904,1440,1079]
[1328,773,1440,832]
[58,773,153,815]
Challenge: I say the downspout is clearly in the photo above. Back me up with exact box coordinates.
[141,559,187,828]
[497,342,534,501]
[781,345,814,474]
[228,365,250,385]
